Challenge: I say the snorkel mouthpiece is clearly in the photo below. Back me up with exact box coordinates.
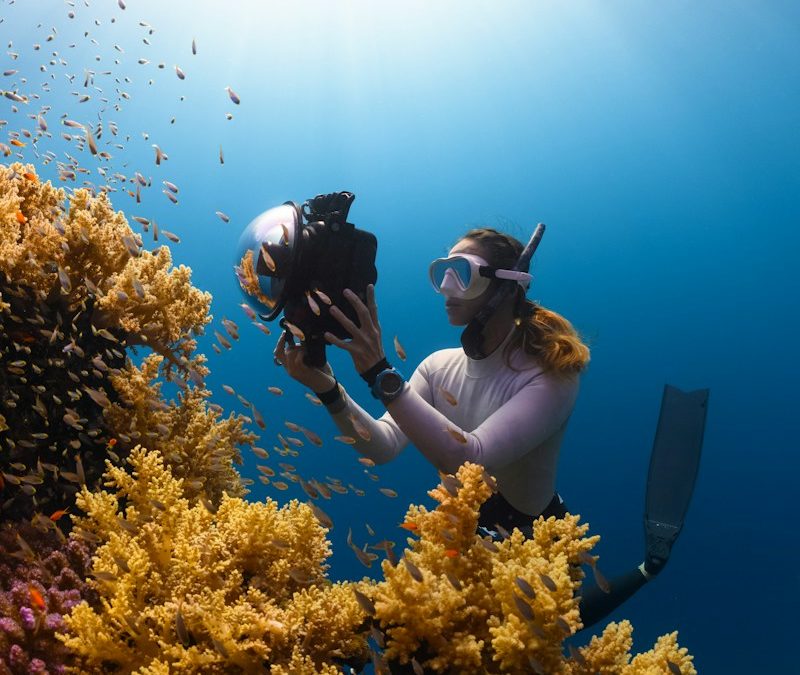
[460,223,546,360]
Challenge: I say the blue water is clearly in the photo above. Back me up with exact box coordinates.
[4,1,798,671]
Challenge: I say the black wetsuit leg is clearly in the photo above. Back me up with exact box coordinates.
[477,492,647,631]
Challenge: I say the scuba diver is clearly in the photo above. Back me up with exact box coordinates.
[236,191,709,632]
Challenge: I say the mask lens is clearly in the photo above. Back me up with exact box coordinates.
[431,256,472,291]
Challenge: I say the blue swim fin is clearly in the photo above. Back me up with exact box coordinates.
[644,384,709,575]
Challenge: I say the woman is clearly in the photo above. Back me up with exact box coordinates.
[274,227,655,629]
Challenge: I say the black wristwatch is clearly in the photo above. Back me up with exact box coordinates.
[370,367,407,403]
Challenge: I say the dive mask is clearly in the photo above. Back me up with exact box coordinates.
[429,253,532,300]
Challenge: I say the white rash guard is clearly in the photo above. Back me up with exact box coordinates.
[327,325,581,517]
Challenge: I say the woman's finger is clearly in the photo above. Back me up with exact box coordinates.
[324,331,352,352]
[273,332,286,364]
[329,304,360,336]
[344,288,373,331]
[366,284,379,327]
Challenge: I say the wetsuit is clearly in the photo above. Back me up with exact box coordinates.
[323,324,646,630]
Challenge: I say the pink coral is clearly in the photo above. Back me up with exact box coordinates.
[0,522,97,674]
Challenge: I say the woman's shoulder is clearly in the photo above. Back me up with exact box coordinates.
[508,346,581,388]
[418,347,463,373]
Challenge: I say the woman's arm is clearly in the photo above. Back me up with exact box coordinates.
[380,369,580,475]
[321,365,433,465]
[314,286,578,472]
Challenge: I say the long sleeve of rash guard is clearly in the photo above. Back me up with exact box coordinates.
[326,365,433,465]
[326,358,579,475]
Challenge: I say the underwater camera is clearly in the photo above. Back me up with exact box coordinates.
[234,191,377,368]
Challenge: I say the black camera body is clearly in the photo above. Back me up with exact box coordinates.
[279,192,377,368]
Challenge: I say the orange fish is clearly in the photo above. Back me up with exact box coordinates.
[443,549,459,558]
[15,210,26,224]
[22,172,38,182]
[10,139,26,147]
[107,438,117,448]
[393,335,407,361]
[28,585,46,611]
[49,508,70,522]
[444,426,468,444]
[399,521,418,531]
[438,386,458,406]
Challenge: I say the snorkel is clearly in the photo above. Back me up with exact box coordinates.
[460,223,546,359]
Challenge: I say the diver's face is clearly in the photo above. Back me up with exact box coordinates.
[442,239,493,326]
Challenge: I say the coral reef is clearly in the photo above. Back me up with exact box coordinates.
[367,462,696,674]
[0,162,250,519]
[58,446,370,673]
[0,162,257,669]
[104,353,256,506]
[1,163,696,674]
[562,620,696,674]
[0,521,98,674]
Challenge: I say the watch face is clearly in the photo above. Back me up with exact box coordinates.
[380,371,403,395]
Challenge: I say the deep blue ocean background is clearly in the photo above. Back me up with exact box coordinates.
[3,1,798,672]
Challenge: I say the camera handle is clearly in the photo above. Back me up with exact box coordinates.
[280,323,328,369]
[303,333,328,369]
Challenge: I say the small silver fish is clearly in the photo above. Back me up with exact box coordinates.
[515,576,536,599]
[513,594,534,621]
[539,573,557,592]
[152,144,167,165]
[309,502,333,529]
[175,605,190,646]
[352,588,375,615]
[239,302,256,320]
[85,127,97,155]
[403,557,424,582]
[225,86,240,104]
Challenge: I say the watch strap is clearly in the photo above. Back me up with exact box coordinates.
[360,357,392,387]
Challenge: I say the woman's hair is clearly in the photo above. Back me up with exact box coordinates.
[460,227,591,377]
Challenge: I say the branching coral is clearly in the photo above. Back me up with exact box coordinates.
[564,621,696,675]
[104,353,256,506]
[1,162,696,674]
[0,161,234,520]
[0,161,211,377]
[58,446,370,673]
[368,462,696,674]
[0,161,257,666]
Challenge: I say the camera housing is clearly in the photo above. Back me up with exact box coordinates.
[235,191,377,367]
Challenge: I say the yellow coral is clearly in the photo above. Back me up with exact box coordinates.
[372,462,694,674]
[3,164,696,674]
[0,163,67,286]
[104,353,255,505]
[0,163,211,375]
[59,446,370,673]
[624,630,696,675]
[236,248,276,311]
[94,244,212,366]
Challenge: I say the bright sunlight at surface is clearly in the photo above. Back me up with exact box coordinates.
[0,0,797,673]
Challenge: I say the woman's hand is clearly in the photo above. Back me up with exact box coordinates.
[324,285,386,374]
[274,331,335,392]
